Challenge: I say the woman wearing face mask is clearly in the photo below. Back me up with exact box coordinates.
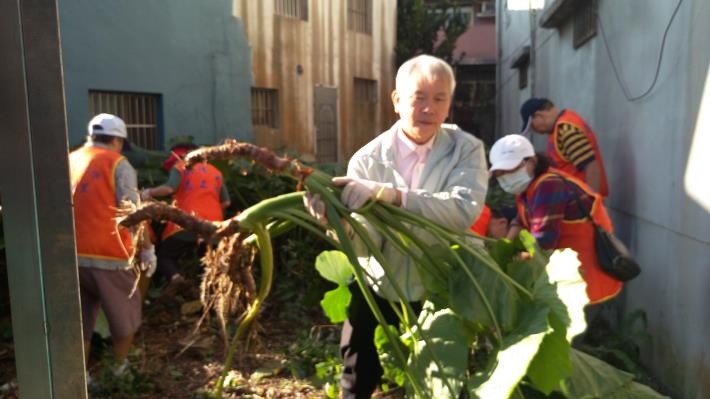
[489,134,622,307]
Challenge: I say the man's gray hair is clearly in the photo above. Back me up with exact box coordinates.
[396,54,456,94]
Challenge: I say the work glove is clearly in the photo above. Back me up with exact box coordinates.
[332,177,398,209]
[303,190,359,244]
[303,192,328,225]
[139,244,157,277]
[140,188,153,201]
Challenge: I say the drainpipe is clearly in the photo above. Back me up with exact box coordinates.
[495,0,503,138]
[528,0,537,96]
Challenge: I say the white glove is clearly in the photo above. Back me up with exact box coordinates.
[303,192,328,225]
[140,245,157,277]
[331,177,398,209]
[140,188,153,201]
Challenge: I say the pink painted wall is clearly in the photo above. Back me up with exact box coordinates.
[454,18,496,64]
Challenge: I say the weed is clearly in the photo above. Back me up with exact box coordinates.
[89,355,155,398]
[283,326,341,397]
[578,309,655,384]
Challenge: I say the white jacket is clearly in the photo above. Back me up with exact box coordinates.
[347,122,489,301]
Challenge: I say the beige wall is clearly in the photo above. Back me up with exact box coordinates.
[234,0,397,161]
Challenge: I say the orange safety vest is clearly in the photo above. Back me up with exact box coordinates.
[547,109,609,198]
[517,169,622,304]
[70,146,133,261]
[162,161,224,239]
[469,205,491,236]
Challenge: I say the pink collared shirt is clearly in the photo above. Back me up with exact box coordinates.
[394,129,435,205]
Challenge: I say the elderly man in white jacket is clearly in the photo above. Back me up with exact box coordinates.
[325,55,488,398]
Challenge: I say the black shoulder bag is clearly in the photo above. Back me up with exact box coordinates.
[560,176,641,282]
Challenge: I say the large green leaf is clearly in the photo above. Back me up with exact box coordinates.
[488,238,517,267]
[315,250,352,285]
[412,243,455,296]
[526,249,589,394]
[561,349,668,398]
[534,249,588,341]
[408,306,468,399]
[560,349,633,398]
[526,314,571,394]
[501,231,549,292]
[606,381,670,399]
[94,310,111,339]
[469,302,551,399]
[375,325,407,387]
[449,250,519,333]
[319,285,352,323]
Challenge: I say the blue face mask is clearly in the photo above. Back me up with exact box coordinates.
[497,166,532,194]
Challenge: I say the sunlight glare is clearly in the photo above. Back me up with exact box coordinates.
[684,64,710,213]
[507,0,545,11]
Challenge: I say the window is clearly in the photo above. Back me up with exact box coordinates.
[518,63,528,89]
[510,46,530,90]
[477,1,496,18]
[434,6,474,28]
[89,90,161,150]
[275,0,308,21]
[251,88,279,128]
[348,0,372,34]
[353,78,378,104]
[573,0,597,48]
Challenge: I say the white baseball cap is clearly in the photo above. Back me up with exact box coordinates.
[87,113,127,139]
[489,134,535,172]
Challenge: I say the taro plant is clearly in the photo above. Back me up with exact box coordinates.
[118,140,667,399]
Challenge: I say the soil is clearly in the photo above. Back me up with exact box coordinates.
[0,279,335,399]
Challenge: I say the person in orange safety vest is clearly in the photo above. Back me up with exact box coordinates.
[520,97,609,197]
[469,205,510,239]
[70,113,155,377]
[489,134,622,331]
[141,143,230,294]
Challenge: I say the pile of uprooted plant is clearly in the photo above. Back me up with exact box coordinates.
[118,139,668,399]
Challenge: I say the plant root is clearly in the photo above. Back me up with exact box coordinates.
[118,201,220,238]
[117,200,258,347]
[184,139,313,180]
[200,233,259,347]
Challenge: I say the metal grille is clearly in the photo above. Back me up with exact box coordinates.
[573,0,598,49]
[89,91,160,150]
[275,0,308,21]
[347,0,372,34]
[353,78,378,104]
[251,88,279,128]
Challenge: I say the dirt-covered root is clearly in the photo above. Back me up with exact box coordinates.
[118,201,221,238]
[183,139,313,180]
[200,233,259,347]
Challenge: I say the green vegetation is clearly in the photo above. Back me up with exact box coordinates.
[118,142,666,398]
[89,352,155,398]
[283,327,341,398]
[396,0,470,66]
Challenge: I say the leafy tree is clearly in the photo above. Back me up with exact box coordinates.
[395,0,469,67]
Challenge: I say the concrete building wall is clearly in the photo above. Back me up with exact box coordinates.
[59,0,253,148]
[496,1,710,397]
[233,0,397,161]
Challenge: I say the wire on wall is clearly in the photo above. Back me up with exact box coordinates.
[598,0,684,102]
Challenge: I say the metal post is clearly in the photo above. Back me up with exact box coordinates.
[0,0,87,398]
